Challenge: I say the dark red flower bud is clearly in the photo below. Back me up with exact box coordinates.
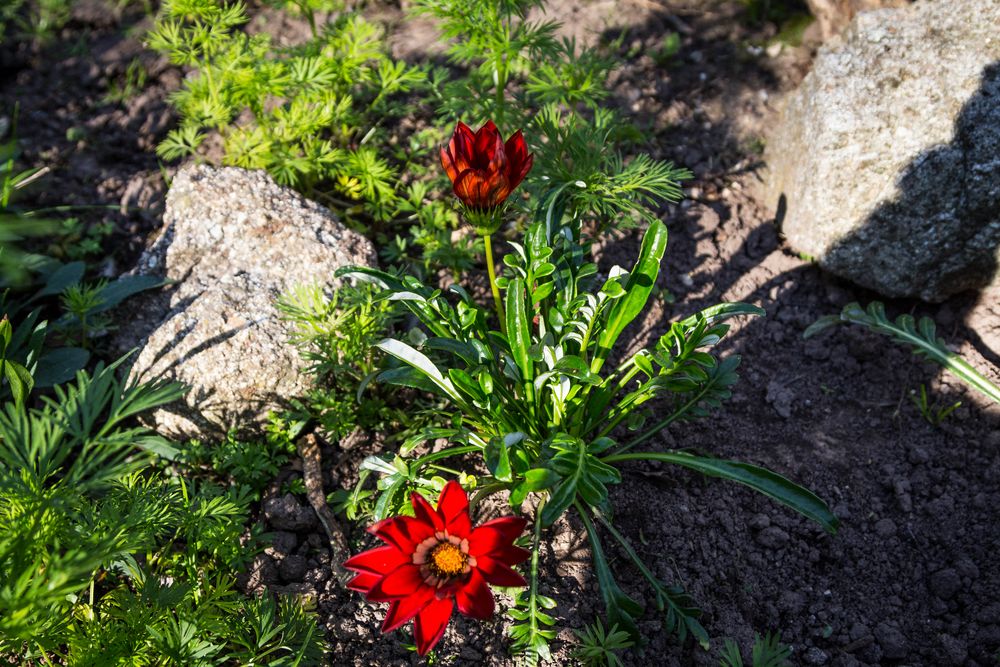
[440,121,533,212]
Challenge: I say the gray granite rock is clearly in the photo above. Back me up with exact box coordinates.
[766,0,1000,301]
[120,165,376,439]
[804,0,908,41]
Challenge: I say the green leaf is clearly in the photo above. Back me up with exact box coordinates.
[375,338,462,403]
[32,347,89,387]
[510,468,557,507]
[0,317,11,351]
[802,314,840,339]
[541,435,621,526]
[593,220,668,371]
[810,301,1000,406]
[485,435,513,482]
[505,278,534,382]
[92,275,164,313]
[333,265,408,292]
[578,508,643,640]
[3,359,32,407]
[603,451,839,533]
[33,261,85,299]
[448,368,485,402]
[678,302,765,328]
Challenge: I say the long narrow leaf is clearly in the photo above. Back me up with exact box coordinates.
[592,220,668,371]
[603,451,839,534]
[375,338,462,403]
[505,278,534,382]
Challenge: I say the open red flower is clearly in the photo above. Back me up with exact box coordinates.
[440,120,533,211]
[344,481,530,656]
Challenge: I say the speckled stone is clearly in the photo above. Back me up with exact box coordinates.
[120,165,377,439]
[766,0,1000,302]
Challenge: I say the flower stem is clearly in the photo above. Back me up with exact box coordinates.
[484,233,506,334]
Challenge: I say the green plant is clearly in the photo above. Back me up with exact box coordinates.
[341,217,837,660]
[104,58,149,104]
[412,0,689,236]
[653,32,682,67]
[0,354,328,663]
[149,0,425,219]
[910,384,961,426]
[806,301,1000,406]
[277,282,408,442]
[181,428,293,497]
[530,105,691,234]
[60,279,111,346]
[572,619,634,667]
[0,356,184,652]
[0,0,71,43]
[719,631,792,667]
[0,314,31,406]
[0,126,56,284]
[0,257,162,405]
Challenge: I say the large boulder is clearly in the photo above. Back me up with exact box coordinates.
[804,0,908,41]
[121,165,377,439]
[766,0,1000,302]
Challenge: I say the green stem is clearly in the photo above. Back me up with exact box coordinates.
[484,234,506,335]
[494,59,507,127]
[593,510,659,587]
[302,2,318,39]
[613,382,715,455]
[526,495,546,626]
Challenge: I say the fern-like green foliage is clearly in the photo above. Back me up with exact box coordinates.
[572,619,634,667]
[277,282,410,442]
[805,301,1000,406]
[531,106,691,234]
[411,0,689,236]
[0,356,326,663]
[149,0,424,220]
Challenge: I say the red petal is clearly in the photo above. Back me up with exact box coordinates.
[440,146,459,184]
[491,543,531,566]
[503,129,532,192]
[436,480,471,537]
[475,555,527,588]
[454,168,510,209]
[381,585,435,633]
[368,564,426,601]
[455,569,495,619]
[443,123,475,183]
[344,545,408,575]
[412,492,444,532]
[467,516,527,557]
[486,132,508,184]
[511,152,533,191]
[414,597,454,656]
[473,120,501,166]
[503,130,527,175]
[455,121,475,143]
[369,515,435,553]
[346,571,380,593]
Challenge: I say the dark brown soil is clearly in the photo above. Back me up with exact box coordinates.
[1,3,177,269]
[5,1,999,666]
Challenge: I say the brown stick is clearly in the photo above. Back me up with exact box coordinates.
[297,433,353,584]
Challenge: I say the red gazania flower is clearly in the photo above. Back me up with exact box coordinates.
[344,481,530,656]
[440,120,533,211]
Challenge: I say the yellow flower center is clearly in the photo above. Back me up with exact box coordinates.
[430,542,468,577]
